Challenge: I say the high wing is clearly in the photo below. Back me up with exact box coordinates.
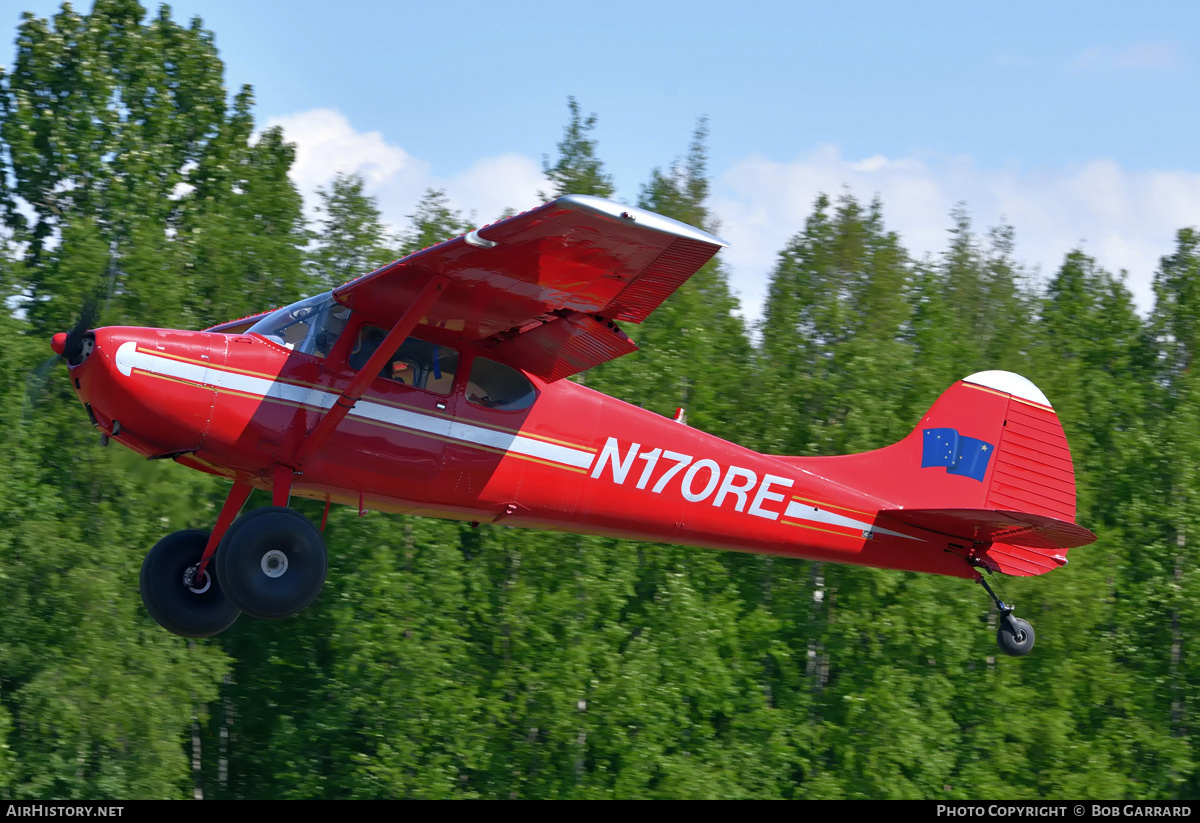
[333,195,728,382]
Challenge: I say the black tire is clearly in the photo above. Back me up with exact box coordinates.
[140,529,240,638]
[997,615,1036,657]
[215,507,327,620]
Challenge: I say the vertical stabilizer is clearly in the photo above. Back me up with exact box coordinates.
[772,370,1094,575]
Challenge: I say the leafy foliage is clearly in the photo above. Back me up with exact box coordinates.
[540,97,614,200]
[309,173,398,289]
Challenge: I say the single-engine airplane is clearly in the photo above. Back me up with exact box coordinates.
[51,195,1095,656]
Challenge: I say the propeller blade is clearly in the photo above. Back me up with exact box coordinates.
[61,297,99,364]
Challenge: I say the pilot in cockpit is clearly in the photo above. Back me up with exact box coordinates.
[388,360,411,384]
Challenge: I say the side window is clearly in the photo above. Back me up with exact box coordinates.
[348,325,387,371]
[466,357,536,411]
[347,325,459,395]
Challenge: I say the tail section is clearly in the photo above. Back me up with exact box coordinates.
[777,370,1095,575]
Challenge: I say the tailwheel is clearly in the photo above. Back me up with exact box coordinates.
[140,529,240,637]
[215,506,327,620]
[976,572,1035,657]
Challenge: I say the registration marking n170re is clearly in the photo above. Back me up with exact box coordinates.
[589,437,925,541]
[589,437,793,520]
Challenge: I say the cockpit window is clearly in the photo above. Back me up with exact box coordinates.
[466,357,536,410]
[349,325,459,394]
[248,292,351,358]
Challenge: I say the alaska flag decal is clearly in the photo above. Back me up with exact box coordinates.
[921,428,993,482]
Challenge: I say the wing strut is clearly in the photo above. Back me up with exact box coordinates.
[291,275,448,469]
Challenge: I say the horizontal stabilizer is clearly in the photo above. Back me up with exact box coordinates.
[879,507,1096,576]
[880,508,1096,549]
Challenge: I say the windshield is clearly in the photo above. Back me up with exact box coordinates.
[247,292,351,357]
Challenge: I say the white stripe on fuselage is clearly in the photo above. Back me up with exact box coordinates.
[113,342,594,470]
[114,342,923,540]
[783,500,922,541]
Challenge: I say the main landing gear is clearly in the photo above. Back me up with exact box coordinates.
[140,530,240,638]
[139,479,329,638]
[214,507,327,620]
[977,573,1035,657]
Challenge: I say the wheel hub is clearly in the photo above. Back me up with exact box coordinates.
[184,565,212,595]
[261,549,289,578]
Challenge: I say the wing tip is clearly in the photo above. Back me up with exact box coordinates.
[555,194,730,249]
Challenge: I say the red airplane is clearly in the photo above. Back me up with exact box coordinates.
[51,194,1095,656]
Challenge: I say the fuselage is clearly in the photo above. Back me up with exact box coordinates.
[68,320,973,580]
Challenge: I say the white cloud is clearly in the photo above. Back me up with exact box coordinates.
[264,108,427,224]
[264,110,413,189]
[712,147,1200,323]
[1068,46,1109,72]
[265,109,1200,330]
[1069,41,1185,72]
[1113,41,1185,69]
[442,154,548,226]
[265,108,549,238]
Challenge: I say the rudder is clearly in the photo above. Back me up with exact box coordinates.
[926,370,1076,522]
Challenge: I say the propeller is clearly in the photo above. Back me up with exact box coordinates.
[26,249,116,426]
[24,297,104,424]
[50,297,100,365]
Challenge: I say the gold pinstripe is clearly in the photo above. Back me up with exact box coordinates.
[128,357,591,473]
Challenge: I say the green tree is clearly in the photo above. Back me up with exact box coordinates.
[0,1,308,798]
[756,191,915,457]
[540,97,615,200]
[4,2,310,332]
[183,88,310,326]
[309,172,397,289]
[589,120,749,438]
[398,189,470,257]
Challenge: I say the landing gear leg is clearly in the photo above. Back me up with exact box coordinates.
[140,480,253,637]
[214,466,326,620]
[977,573,1035,657]
[194,479,254,582]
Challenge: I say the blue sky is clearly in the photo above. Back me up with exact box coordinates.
[6,1,1200,320]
